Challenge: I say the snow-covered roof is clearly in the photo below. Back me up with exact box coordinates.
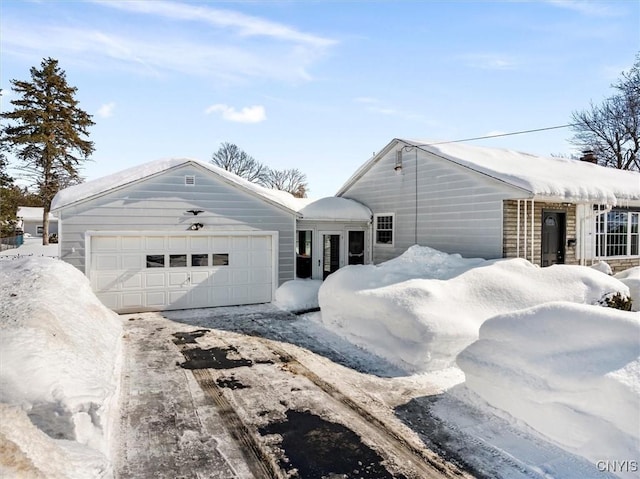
[338,138,640,205]
[16,207,57,221]
[51,158,303,213]
[298,197,371,221]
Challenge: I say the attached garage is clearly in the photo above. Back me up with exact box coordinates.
[88,231,277,313]
[50,158,298,313]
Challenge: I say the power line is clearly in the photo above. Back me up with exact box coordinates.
[417,124,576,146]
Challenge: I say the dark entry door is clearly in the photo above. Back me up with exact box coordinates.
[322,234,341,279]
[541,212,566,266]
[347,231,365,265]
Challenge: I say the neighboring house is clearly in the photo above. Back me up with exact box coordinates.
[16,206,58,237]
[338,138,640,273]
[50,158,370,313]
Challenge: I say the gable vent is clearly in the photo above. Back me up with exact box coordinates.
[185,175,195,186]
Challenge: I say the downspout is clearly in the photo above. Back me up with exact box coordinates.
[516,200,520,258]
[523,200,528,260]
[531,198,535,264]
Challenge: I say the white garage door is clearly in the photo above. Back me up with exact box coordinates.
[88,232,276,312]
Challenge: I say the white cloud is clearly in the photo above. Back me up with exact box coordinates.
[545,0,621,17]
[2,1,337,84]
[91,0,335,48]
[462,53,519,71]
[205,104,266,124]
[96,102,116,118]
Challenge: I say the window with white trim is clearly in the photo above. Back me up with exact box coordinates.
[596,209,639,257]
[375,214,394,245]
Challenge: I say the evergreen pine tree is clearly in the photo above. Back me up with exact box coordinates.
[1,58,94,244]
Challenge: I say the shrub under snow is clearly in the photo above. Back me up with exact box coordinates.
[318,245,630,372]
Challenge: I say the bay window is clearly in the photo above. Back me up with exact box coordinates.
[596,209,639,257]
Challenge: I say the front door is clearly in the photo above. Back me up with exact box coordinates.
[541,212,566,267]
[348,231,365,265]
[321,233,341,279]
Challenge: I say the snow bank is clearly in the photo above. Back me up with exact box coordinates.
[318,245,630,371]
[274,279,322,312]
[457,302,640,476]
[0,257,122,477]
[615,267,640,312]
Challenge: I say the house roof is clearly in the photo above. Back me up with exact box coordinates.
[50,158,303,214]
[16,207,57,221]
[298,197,371,221]
[338,138,640,205]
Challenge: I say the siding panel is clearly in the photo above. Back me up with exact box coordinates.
[342,141,520,262]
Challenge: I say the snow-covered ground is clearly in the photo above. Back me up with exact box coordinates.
[0,242,121,478]
[2,238,637,478]
[311,246,638,478]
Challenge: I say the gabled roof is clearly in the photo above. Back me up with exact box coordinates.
[338,138,640,205]
[16,207,57,221]
[51,158,302,214]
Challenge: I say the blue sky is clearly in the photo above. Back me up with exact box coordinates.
[2,0,638,198]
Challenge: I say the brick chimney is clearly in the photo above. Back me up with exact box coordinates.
[580,150,597,163]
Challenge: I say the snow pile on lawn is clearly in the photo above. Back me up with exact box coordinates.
[457,302,640,476]
[274,279,322,312]
[0,257,122,478]
[615,266,640,311]
[318,245,630,372]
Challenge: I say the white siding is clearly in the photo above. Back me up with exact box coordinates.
[57,164,296,285]
[341,140,521,262]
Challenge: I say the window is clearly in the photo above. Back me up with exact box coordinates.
[213,254,229,266]
[191,254,209,266]
[37,226,43,235]
[169,254,187,267]
[375,214,394,245]
[596,209,640,257]
[146,255,165,268]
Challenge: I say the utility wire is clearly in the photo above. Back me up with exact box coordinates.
[415,123,576,146]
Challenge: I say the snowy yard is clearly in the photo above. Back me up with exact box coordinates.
[0,240,638,478]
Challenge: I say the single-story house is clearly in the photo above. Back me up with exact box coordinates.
[50,158,370,313]
[16,206,58,237]
[337,138,640,273]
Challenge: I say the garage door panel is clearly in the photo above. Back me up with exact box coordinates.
[146,291,166,307]
[250,251,270,268]
[121,237,142,250]
[168,272,189,286]
[169,236,187,251]
[191,271,209,284]
[145,273,165,288]
[93,236,118,251]
[90,233,274,312]
[122,292,144,308]
[231,269,250,284]
[232,236,249,250]
[213,237,230,251]
[189,236,209,250]
[145,237,165,250]
[96,273,120,291]
[231,252,249,268]
[122,273,143,289]
[96,255,119,270]
[250,236,270,251]
[211,269,230,285]
[251,268,272,284]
